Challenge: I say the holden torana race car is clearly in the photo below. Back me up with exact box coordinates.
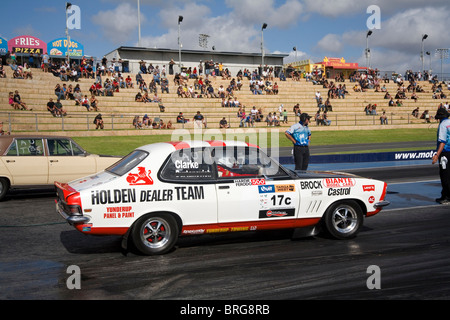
[55,140,389,255]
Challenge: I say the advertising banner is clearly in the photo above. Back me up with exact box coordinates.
[47,37,84,57]
[0,37,8,55]
[8,35,47,55]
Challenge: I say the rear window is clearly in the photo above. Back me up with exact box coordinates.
[106,150,148,176]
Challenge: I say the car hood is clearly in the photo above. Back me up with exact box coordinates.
[68,170,119,192]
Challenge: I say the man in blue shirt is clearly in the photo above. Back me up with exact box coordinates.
[432,107,450,204]
[285,113,312,170]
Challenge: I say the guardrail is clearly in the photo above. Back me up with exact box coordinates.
[0,110,437,133]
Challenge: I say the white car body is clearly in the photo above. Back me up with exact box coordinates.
[56,140,389,255]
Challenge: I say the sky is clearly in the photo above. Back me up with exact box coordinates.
[1,0,449,75]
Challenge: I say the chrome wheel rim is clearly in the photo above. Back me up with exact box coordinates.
[140,217,171,249]
[332,205,358,234]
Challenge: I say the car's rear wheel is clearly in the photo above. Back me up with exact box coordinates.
[0,178,10,201]
[323,201,363,239]
[131,213,179,255]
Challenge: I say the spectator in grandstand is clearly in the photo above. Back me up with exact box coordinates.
[266,112,274,126]
[47,98,57,116]
[380,111,388,125]
[135,92,143,102]
[420,110,431,123]
[412,107,420,118]
[142,114,151,127]
[55,84,65,100]
[193,111,206,128]
[176,112,188,124]
[73,90,83,106]
[206,84,218,98]
[54,99,67,117]
[161,78,169,93]
[81,95,92,111]
[90,95,99,112]
[93,114,104,129]
[13,91,31,111]
[219,117,229,128]
[142,92,151,103]
[322,111,331,126]
[133,116,143,129]
[22,63,33,79]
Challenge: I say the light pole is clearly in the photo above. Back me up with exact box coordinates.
[65,2,72,65]
[178,15,183,74]
[261,23,267,76]
[421,34,428,73]
[426,51,432,75]
[137,0,141,46]
[365,30,372,72]
[435,48,449,81]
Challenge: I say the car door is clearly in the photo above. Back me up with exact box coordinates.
[159,147,218,226]
[47,138,96,184]
[1,138,48,185]
[214,147,299,225]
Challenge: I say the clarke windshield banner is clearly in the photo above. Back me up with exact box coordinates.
[47,37,84,57]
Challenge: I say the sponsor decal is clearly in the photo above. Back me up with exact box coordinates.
[328,187,351,196]
[259,208,295,218]
[103,206,135,219]
[275,184,295,192]
[258,185,275,193]
[311,190,323,196]
[182,229,205,235]
[81,224,92,232]
[175,160,199,169]
[234,178,266,187]
[300,180,322,189]
[91,186,204,205]
[251,178,266,185]
[323,178,356,188]
[140,189,174,202]
[126,167,153,185]
[368,196,375,204]
[363,185,375,192]
[91,189,136,205]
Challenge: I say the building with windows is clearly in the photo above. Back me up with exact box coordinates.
[104,46,288,76]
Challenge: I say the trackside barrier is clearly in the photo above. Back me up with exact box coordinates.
[278,150,436,165]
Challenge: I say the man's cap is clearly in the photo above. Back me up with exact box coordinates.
[300,113,312,122]
[435,107,449,120]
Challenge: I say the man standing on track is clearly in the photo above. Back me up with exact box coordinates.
[285,113,312,171]
[432,107,450,204]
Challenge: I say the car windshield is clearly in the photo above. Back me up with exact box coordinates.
[106,150,148,176]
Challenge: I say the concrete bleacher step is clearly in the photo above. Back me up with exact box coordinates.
[1,66,446,135]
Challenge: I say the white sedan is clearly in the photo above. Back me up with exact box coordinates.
[56,140,389,255]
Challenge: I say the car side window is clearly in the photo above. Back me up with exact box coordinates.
[160,148,214,182]
[213,147,288,179]
[7,139,44,156]
[48,138,84,156]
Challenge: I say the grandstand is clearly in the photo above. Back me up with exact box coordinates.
[0,65,446,137]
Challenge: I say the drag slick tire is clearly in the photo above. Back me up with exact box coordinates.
[131,213,179,255]
[323,200,363,239]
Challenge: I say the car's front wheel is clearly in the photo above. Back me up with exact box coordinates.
[131,213,179,255]
[0,178,10,201]
[323,201,363,239]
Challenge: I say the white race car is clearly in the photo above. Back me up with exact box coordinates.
[55,140,389,255]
